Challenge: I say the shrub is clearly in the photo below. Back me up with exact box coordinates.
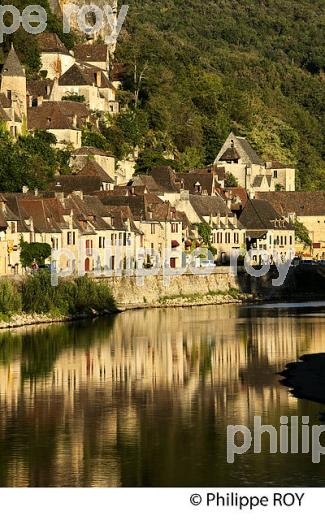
[20,271,116,316]
[0,280,22,317]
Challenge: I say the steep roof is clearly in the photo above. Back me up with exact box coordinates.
[236,136,264,165]
[49,175,102,194]
[255,191,325,217]
[175,172,214,195]
[36,33,69,55]
[74,44,108,63]
[239,199,293,231]
[150,166,180,194]
[219,146,240,162]
[28,101,90,130]
[27,79,54,99]
[59,62,113,88]
[78,160,114,183]
[189,194,233,218]
[2,45,25,77]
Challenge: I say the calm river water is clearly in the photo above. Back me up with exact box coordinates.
[1,302,325,487]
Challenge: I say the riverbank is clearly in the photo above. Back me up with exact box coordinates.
[0,289,255,329]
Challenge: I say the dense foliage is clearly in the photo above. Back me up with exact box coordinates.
[0,271,116,318]
[115,0,325,188]
[0,0,76,75]
[20,240,52,268]
[0,127,71,191]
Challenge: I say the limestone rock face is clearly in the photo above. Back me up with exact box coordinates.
[50,0,118,48]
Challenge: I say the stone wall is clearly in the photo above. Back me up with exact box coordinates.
[98,268,247,307]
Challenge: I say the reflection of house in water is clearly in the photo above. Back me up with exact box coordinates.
[1,307,325,486]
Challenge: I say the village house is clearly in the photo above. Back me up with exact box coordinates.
[36,33,75,79]
[70,146,116,180]
[0,45,27,137]
[74,44,110,74]
[255,191,325,259]
[27,78,54,108]
[173,191,246,264]
[98,192,186,270]
[215,132,296,195]
[52,62,119,114]
[27,100,93,149]
[0,194,21,276]
[239,198,295,264]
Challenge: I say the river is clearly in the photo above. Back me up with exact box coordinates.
[0,302,325,487]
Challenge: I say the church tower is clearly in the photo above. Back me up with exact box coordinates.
[0,45,27,124]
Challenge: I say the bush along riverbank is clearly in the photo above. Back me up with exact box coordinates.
[0,271,118,329]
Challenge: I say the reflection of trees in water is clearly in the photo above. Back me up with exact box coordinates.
[1,306,325,486]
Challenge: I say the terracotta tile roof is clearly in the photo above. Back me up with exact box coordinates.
[255,191,325,217]
[100,193,182,222]
[225,187,249,208]
[78,160,114,183]
[175,172,214,195]
[17,198,63,233]
[74,44,108,63]
[239,199,294,231]
[36,33,69,55]
[28,101,90,130]
[49,175,102,194]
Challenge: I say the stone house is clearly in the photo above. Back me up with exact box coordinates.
[0,45,27,136]
[70,146,116,180]
[239,198,295,264]
[27,100,93,149]
[215,132,296,195]
[255,191,325,259]
[53,62,119,113]
[0,194,21,276]
[174,191,246,264]
[98,192,186,270]
[74,44,110,74]
[36,33,75,79]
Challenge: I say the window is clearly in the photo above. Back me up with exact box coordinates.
[7,90,11,100]
[171,223,179,233]
[290,236,293,245]
[86,240,93,255]
[151,224,155,234]
[234,232,239,244]
[99,236,105,248]
[10,222,15,234]
[274,170,278,179]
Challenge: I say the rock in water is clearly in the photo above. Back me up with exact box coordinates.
[279,353,325,405]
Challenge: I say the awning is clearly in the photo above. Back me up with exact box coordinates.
[171,240,180,248]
